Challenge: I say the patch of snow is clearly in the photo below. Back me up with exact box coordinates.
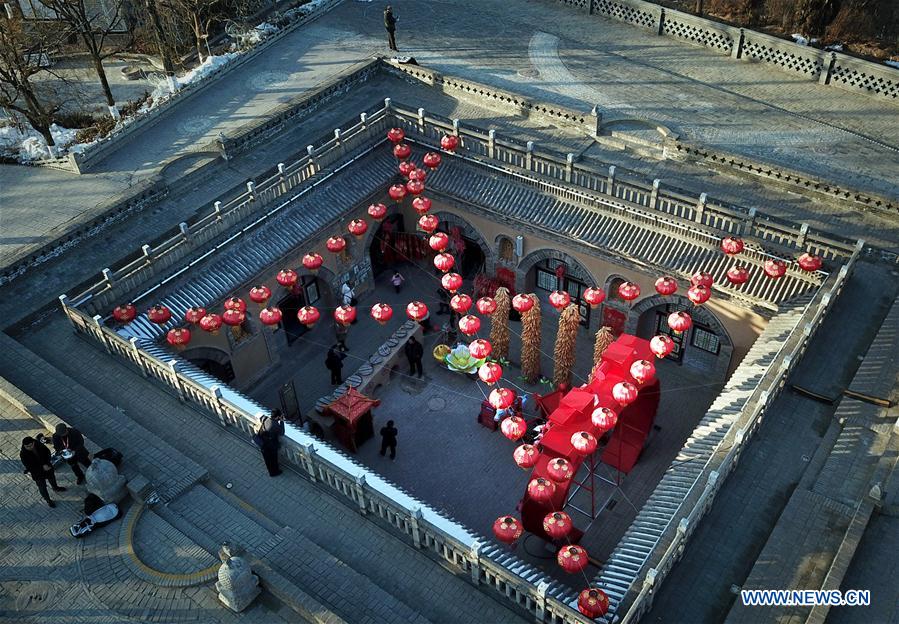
[791,33,808,46]
[824,44,844,52]
[885,60,899,69]
[245,22,279,46]
[178,52,239,87]
[0,122,96,161]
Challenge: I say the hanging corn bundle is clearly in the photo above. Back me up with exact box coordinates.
[520,294,542,383]
[589,325,615,381]
[490,287,512,361]
[552,303,581,388]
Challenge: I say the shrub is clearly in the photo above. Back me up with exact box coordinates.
[52,110,96,129]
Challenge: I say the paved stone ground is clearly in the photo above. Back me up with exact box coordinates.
[643,260,899,623]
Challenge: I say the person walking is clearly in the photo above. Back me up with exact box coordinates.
[391,271,405,294]
[20,436,66,507]
[379,420,398,459]
[404,335,424,378]
[384,5,398,52]
[334,320,349,352]
[52,423,91,485]
[341,281,355,306]
[325,346,346,385]
[257,410,286,477]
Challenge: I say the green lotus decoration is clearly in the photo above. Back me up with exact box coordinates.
[444,344,486,374]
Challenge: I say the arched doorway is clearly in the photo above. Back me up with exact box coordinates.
[630,294,733,378]
[432,212,491,278]
[182,346,235,384]
[276,273,333,345]
[369,213,407,275]
[519,249,599,327]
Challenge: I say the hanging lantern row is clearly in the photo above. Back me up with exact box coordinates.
[571,431,597,455]
[326,236,346,254]
[582,286,605,307]
[478,362,502,385]
[546,457,573,482]
[630,359,656,385]
[413,196,432,215]
[591,406,618,432]
[690,271,713,289]
[433,252,455,273]
[259,307,282,326]
[276,269,298,289]
[469,338,491,360]
[489,387,516,410]
[617,281,640,302]
[370,303,393,325]
[303,252,323,271]
[429,232,449,251]
[511,293,534,314]
[492,515,523,545]
[527,477,555,502]
[450,294,472,314]
[333,304,356,326]
[557,545,589,574]
[667,311,693,334]
[655,276,678,296]
[500,415,527,440]
[419,214,439,234]
[650,334,675,358]
[398,160,415,178]
[249,285,271,306]
[612,381,638,406]
[578,588,610,618]
[513,443,539,469]
[368,203,388,221]
[406,301,429,322]
[409,168,426,182]
[458,314,481,336]
[720,236,822,273]
[548,290,571,310]
[441,272,463,293]
[687,284,711,306]
[476,297,498,316]
[543,511,572,540]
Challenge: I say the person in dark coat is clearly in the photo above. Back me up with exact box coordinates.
[384,5,398,52]
[20,436,66,507]
[379,420,398,459]
[325,347,346,385]
[259,410,286,477]
[404,336,424,378]
[52,423,91,485]
[436,288,450,315]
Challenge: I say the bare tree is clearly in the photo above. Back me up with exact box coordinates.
[143,0,177,91]
[0,17,67,156]
[162,0,222,62]
[36,0,132,119]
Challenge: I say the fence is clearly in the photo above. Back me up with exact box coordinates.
[552,0,899,101]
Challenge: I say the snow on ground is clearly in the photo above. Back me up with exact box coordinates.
[791,34,808,46]
[0,123,96,161]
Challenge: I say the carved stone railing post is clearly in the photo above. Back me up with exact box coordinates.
[525,141,534,170]
[650,178,661,209]
[695,192,707,224]
[354,474,368,514]
[92,315,111,354]
[277,163,288,193]
[410,506,423,548]
[130,337,147,377]
[469,540,481,585]
[607,165,616,196]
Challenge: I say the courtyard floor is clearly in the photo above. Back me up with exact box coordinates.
[246,258,723,586]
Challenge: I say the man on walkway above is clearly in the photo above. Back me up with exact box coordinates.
[384,5,398,52]
[20,436,66,507]
[52,423,91,485]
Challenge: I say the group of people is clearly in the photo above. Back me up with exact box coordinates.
[19,424,91,508]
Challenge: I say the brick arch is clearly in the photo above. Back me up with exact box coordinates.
[625,293,733,348]
[431,210,494,265]
[517,248,599,291]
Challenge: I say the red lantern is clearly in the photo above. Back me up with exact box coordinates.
[798,253,822,272]
[429,232,449,251]
[276,269,298,289]
[489,387,516,410]
[297,305,320,328]
[571,431,597,455]
[469,338,491,360]
[333,305,356,326]
[500,415,527,440]
[370,303,393,325]
[478,362,502,385]
[113,303,136,323]
[148,304,172,325]
[492,516,523,545]
[527,477,556,502]
[398,160,415,178]
[591,406,618,432]
[655,276,678,296]
[412,196,432,215]
[557,545,589,574]
[721,236,744,256]
[458,314,481,336]
[393,143,411,159]
[512,293,534,314]
[612,381,639,406]
[476,297,498,316]
[583,286,605,308]
[408,168,426,182]
[543,512,573,540]
[513,443,539,469]
[367,203,388,221]
[440,135,459,152]
[764,259,787,279]
[184,306,206,324]
[630,359,656,385]
[441,272,463,293]
[418,214,439,234]
[650,334,675,358]
[406,301,429,322]
[302,253,323,272]
[387,127,405,144]
[223,297,246,313]
[222,309,245,327]
[434,253,455,273]
[726,265,749,285]
[450,294,472,314]
[577,588,610,618]
[166,327,191,348]
[667,311,693,334]
[326,236,346,254]
[249,285,271,306]
[690,271,714,289]
[199,313,222,333]
[259,307,282,326]
[347,219,368,238]
[406,179,425,196]
[687,284,711,306]
[546,457,573,482]
[388,184,407,202]
[422,151,442,169]
[617,281,641,301]
[549,290,571,310]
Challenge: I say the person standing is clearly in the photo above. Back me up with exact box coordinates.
[52,423,91,485]
[334,320,349,352]
[325,346,346,385]
[258,410,285,477]
[391,271,405,294]
[20,436,66,507]
[379,420,398,459]
[404,335,424,378]
[384,5,398,52]
[341,281,355,306]
[436,288,450,315]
